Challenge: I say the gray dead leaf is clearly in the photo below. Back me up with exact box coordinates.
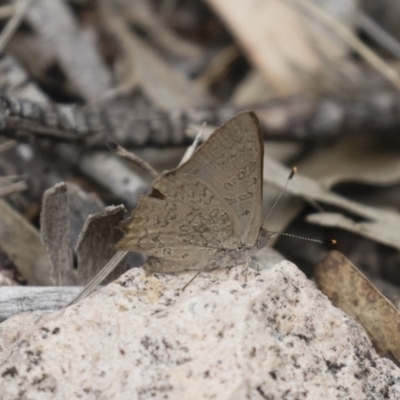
[99,3,212,110]
[26,0,112,102]
[41,182,127,285]
[0,199,50,285]
[115,0,203,64]
[75,205,128,285]
[263,156,400,250]
[0,175,26,197]
[125,30,211,109]
[306,212,400,251]
[298,136,400,188]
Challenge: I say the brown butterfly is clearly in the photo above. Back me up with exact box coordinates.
[69,112,271,305]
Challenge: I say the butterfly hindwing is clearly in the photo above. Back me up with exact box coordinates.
[117,112,264,272]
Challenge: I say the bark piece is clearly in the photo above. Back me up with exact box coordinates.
[0,286,82,322]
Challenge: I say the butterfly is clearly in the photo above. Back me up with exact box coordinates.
[117,111,269,273]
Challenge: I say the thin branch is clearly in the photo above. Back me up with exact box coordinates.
[107,141,159,180]
[3,92,400,146]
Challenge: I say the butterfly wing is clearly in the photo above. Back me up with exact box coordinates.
[118,112,263,272]
[117,175,232,265]
[175,111,263,247]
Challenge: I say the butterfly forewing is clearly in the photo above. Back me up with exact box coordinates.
[176,111,263,246]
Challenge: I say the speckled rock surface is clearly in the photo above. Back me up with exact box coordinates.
[1,261,399,399]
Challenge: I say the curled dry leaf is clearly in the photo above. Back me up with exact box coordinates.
[315,250,400,365]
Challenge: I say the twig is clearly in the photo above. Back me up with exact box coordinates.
[3,92,400,147]
[107,141,159,180]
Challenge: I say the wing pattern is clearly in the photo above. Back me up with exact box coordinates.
[117,112,263,272]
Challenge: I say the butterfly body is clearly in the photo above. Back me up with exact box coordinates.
[118,112,268,274]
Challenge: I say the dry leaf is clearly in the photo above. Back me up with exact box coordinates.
[263,156,400,250]
[207,0,358,95]
[0,199,50,285]
[100,3,211,110]
[298,136,400,188]
[207,0,320,95]
[315,250,400,364]
[0,175,26,197]
[306,212,400,250]
[75,204,128,285]
[26,0,112,102]
[41,182,128,285]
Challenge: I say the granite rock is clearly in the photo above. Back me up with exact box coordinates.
[0,261,399,399]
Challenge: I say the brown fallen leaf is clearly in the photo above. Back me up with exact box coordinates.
[315,250,400,364]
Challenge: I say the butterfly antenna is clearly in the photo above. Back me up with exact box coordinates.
[263,166,297,224]
[264,166,336,245]
[267,231,337,245]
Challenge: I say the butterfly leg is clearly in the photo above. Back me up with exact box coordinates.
[249,257,260,273]
[243,261,249,283]
[181,270,202,291]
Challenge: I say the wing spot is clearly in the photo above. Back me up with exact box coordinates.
[224,197,236,205]
[162,248,172,256]
[237,171,245,180]
[224,182,233,190]
[179,225,190,232]
[239,192,253,201]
